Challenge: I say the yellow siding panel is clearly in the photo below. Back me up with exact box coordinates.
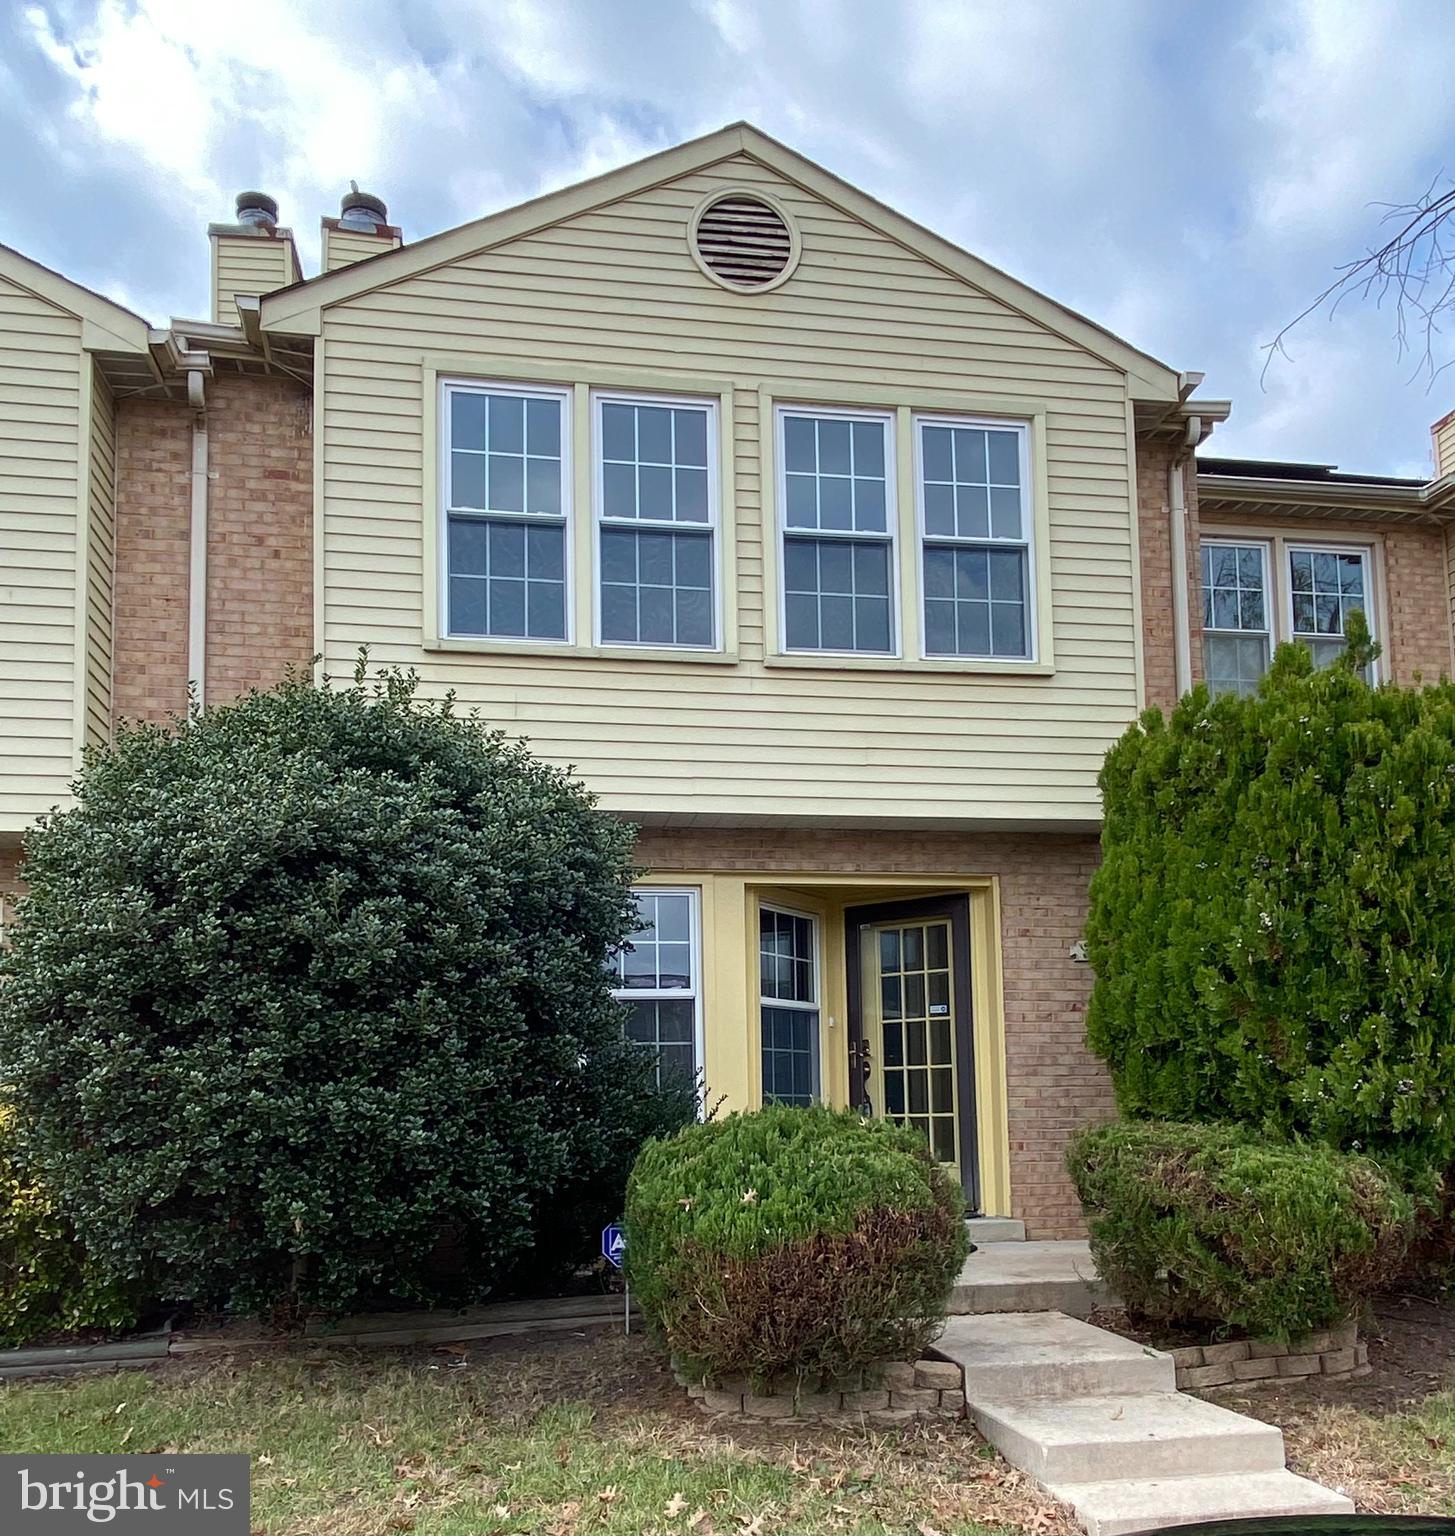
[0,272,83,830]
[84,363,116,749]
[318,152,1140,825]
[212,232,296,325]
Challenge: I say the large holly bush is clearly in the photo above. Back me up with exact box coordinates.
[1086,617,1455,1179]
[625,1105,969,1383]
[0,663,691,1315]
[1068,1120,1413,1337]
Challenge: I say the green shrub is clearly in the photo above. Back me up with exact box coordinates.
[0,1110,135,1347]
[624,1105,969,1383]
[1086,618,1455,1179]
[0,662,681,1315]
[1068,1120,1414,1337]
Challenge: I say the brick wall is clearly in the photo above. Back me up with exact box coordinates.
[1198,512,1452,686]
[1136,439,1202,713]
[112,374,313,728]
[634,825,1110,1238]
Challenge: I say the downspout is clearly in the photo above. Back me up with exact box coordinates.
[186,368,208,712]
[1168,415,1202,699]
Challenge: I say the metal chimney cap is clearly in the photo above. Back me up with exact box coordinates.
[234,191,279,226]
[339,189,388,227]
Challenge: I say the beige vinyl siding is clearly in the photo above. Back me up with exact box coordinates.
[323,226,401,272]
[0,272,84,831]
[1436,412,1455,479]
[318,153,1140,825]
[84,362,116,749]
[212,232,298,324]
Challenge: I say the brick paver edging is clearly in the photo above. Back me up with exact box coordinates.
[1171,1319,1368,1389]
[676,1357,967,1425]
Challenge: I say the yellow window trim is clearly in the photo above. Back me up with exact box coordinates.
[757,383,1055,675]
[650,869,1012,1219]
[421,359,737,656]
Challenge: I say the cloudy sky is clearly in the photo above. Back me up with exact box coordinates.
[4,0,1454,474]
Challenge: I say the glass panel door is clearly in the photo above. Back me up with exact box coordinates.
[861,918,961,1181]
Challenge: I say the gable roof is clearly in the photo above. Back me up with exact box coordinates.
[0,242,151,355]
[259,122,1185,403]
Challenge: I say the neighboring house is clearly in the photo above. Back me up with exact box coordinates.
[2,123,1454,1236]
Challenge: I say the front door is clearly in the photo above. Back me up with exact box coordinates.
[846,895,979,1212]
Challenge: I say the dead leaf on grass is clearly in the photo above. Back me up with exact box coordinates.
[664,1493,688,1518]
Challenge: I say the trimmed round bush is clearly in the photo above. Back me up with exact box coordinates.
[0,663,693,1315]
[1086,619,1455,1181]
[624,1104,969,1382]
[0,1110,135,1348]
[1068,1120,1415,1338]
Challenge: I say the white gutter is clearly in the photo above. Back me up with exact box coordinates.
[186,367,208,712]
[1169,415,1202,699]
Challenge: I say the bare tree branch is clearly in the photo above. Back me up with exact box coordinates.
[1262,175,1455,389]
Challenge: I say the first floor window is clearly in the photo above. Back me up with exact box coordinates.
[779,406,895,654]
[444,381,569,640]
[759,906,820,1106]
[611,888,700,1088]
[597,392,717,648]
[919,416,1033,659]
[1202,541,1271,697]
[1290,546,1372,669]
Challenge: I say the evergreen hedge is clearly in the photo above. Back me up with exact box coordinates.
[0,663,693,1316]
[1068,1120,1414,1337]
[624,1105,969,1384]
[1086,618,1455,1178]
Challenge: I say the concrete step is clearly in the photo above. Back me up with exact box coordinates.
[936,1311,1175,1399]
[949,1239,1112,1318]
[969,1391,1287,1485]
[1043,1469,1355,1536]
[967,1216,1026,1243]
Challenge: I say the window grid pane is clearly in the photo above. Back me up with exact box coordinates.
[783,535,892,653]
[449,389,563,517]
[922,545,1029,659]
[1289,550,1367,638]
[759,907,819,1107]
[600,400,711,524]
[448,515,566,640]
[1201,542,1270,696]
[600,528,713,647]
[782,412,889,534]
[613,891,699,1091]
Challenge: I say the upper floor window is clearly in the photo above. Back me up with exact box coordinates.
[777,406,895,654]
[918,418,1033,660]
[759,906,820,1107]
[596,392,718,649]
[1201,537,1376,696]
[1289,546,1371,669]
[444,381,570,642]
[1202,542,1271,697]
[611,888,700,1090]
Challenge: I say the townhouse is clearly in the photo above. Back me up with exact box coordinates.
[3,124,1453,1236]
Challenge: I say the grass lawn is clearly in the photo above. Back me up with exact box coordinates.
[0,1330,1069,1536]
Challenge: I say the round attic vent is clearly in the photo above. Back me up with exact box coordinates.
[690,189,799,293]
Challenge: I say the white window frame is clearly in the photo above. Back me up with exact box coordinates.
[757,902,823,1106]
[1284,542,1378,679]
[439,377,574,645]
[1201,538,1274,694]
[913,413,1038,664]
[774,403,900,658]
[591,389,722,652]
[611,885,705,1093]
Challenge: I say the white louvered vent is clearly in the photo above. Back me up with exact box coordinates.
[692,194,795,290]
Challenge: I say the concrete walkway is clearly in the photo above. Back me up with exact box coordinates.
[935,1311,1352,1535]
[949,1239,1112,1318]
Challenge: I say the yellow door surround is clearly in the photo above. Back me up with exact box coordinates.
[642,868,1012,1218]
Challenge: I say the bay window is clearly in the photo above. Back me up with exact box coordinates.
[611,888,701,1089]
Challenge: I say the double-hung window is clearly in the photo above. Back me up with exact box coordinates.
[444,381,569,641]
[1201,542,1271,696]
[759,906,820,1107]
[918,417,1033,659]
[1289,546,1372,670]
[611,888,701,1089]
[596,392,717,648]
[778,406,895,654]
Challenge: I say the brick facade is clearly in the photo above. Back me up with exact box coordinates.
[1135,439,1202,713]
[634,825,1111,1238]
[112,373,313,728]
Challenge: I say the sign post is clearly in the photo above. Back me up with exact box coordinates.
[601,1223,628,1335]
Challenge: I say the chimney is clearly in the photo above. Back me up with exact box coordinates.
[1434,407,1455,480]
[208,191,303,326]
[321,186,402,272]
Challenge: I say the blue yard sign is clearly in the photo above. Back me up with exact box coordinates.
[601,1223,627,1269]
